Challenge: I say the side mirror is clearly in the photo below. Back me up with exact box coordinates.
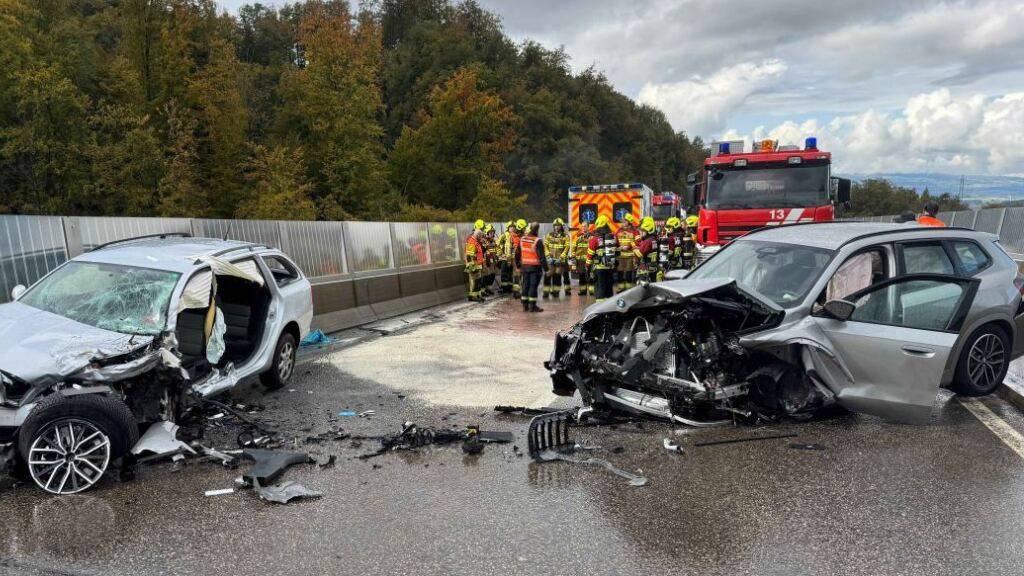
[822,299,855,321]
[835,177,852,207]
[11,285,26,300]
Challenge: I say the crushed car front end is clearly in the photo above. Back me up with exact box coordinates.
[546,279,839,425]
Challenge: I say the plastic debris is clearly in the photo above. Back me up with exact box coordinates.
[358,410,375,418]
[534,450,648,487]
[204,488,234,497]
[339,410,357,417]
[241,449,309,485]
[131,421,196,457]
[300,329,332,347]
[254,480,322,504]
[663,438,683,453]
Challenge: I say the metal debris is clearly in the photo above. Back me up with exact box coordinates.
[254,480,322,504]
[663,438,683,453]
[241,449,309,485]
[131,421,196,457]
[693,432,799,447]
[534,450,648,487]
[204,488,234,497]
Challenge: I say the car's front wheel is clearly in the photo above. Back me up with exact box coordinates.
[17,394,138,494]
[952,325,1010,397]
[261,332,297,390]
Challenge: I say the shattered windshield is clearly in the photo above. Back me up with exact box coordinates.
[688,240,833,308]
[19,261,180,335]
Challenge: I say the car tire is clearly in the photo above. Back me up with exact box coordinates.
[952,325,1010,397]
[17,394,138,494]
[261,332,297,390]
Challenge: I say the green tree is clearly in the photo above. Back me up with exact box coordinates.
[275,2,389,219]
[389,66,518,211]
[157,99,204,216]
[237,144,317,220]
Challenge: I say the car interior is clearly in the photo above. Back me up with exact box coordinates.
[175,259,272,379]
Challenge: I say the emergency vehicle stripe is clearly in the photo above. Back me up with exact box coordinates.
[783,208,804,223]
[569,191,636,230]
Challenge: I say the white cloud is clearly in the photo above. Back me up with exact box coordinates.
[637,59,787,136]
[720,89,1024,175]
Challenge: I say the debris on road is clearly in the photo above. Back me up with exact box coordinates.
[204,488,234,497]
[693,432,799,447]
[131,421,196,458]
[494,405,563,416]
[789,443,826,451]
[663,438,683,453]
[254,480,322,504]
[534,450,648,487]
[300,330,332,347]
[358,422,514,459]
[477,431,514,443]
[241,449,309,485]
[338,410,358,417]
[527,411,646,486]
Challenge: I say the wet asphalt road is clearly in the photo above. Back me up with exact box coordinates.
[3,295,1024,576]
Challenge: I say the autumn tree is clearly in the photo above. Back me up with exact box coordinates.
[389,66,518,212]
[237,144,317,220]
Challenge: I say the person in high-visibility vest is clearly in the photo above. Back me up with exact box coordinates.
[633,217,665,283]
[917,202,946,227]
[515,222,548,312]
[616,213,638,291]
[543,218,570,298]
[464,229,486,302]
[511,219,527,297]
[586,216,617,302]
[496,221,514,294]
[569,224,592,296]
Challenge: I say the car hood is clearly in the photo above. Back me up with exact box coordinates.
[582,277,782,322]
[0,301,153,384]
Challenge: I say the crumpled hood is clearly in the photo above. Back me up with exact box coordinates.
[0,301,153,384]
[582,277,782,322]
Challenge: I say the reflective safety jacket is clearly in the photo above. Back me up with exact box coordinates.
[616,226,637,259]
[465,235,485,266]
[496,231,511,261]
[587,228,618,269]
[503,230,522,260]
[544,231,569,263]
[483,235,498,265]
[917,215,946,227]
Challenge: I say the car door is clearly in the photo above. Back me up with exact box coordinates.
[260,254,313,336]
[812,274,979,423]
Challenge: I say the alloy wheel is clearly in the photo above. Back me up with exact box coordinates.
[967,333,1005,392]
[28,419,111,495]
[278,341,295,382]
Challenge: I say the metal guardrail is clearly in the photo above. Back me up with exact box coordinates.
[0,216,485,305]
[849,207,1024,260]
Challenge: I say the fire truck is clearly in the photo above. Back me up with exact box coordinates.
[650,191,681,225]
[567,183,653,232]
[685,137,851,262]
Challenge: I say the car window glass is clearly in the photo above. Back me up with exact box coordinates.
[827,250,885,301]
[264,256,298,286]
[952,242,990,275]
[849,279,964,331]
[903,243,954,275]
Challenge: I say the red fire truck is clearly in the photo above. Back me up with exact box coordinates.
[650,191,681,226]
[685,137,851,262]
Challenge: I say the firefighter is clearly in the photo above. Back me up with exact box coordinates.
[683,215,699,269]
[496,221,514,294]
[515,222,548,312]
[616,213,638,291]
[445,226,459,261]
[543,218,570,298]
[510,219,527,297]
[663,217,685,271]
[569,224,592,296]
[634,217,661,284]
[586,216,617,302]
[464,228,485,302]
[481,224,498,296]
[917,202,946,227]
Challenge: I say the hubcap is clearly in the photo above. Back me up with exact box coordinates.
[278,341,295,381]
[28,419,110,495]
[968,333,1005,391]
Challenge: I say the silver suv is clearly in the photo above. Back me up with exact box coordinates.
[0,234,313,493]
[548,222,1024,426]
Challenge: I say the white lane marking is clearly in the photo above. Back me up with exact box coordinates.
[959,397,1024,459]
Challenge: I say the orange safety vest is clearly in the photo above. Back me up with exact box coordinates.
[520,235,541,266]
[917,215,946,227]
[466,236,485,265]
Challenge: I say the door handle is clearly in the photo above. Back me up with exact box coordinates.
[901,346,935,358]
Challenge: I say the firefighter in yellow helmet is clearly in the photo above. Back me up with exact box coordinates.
[509,219,527,296]
[615,213,639,292]
[568,222,592,296]
[480,224,497,296]
[586,215,617,301]
[633,217,659,284]
[495,221,514,294]
[663,216,685,272]
[543,218,570,298]
[474,219,485,231]
[464,228,485,302]
[683,215,699,269]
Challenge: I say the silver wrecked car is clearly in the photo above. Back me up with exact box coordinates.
[546,222,1024,425]
[0,234,313,493]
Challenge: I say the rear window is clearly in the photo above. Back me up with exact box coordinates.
[952,241,991,275]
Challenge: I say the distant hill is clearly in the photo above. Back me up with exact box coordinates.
[847,173,1024,207]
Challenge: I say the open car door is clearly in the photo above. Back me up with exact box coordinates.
[811,274,979,423]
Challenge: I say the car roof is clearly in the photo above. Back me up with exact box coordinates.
[74,236,267,273]
[741,222,990,250]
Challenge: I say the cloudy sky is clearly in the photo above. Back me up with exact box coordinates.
[220,0,1024,175]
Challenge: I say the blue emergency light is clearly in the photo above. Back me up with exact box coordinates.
[718,142,730,155]
[805,137,817,150]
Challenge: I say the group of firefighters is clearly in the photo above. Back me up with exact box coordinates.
[463,214,700,312]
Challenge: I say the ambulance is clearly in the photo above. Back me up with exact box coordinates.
[566,183,654,232]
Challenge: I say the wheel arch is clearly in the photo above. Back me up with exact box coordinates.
[945,316,1014,388]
